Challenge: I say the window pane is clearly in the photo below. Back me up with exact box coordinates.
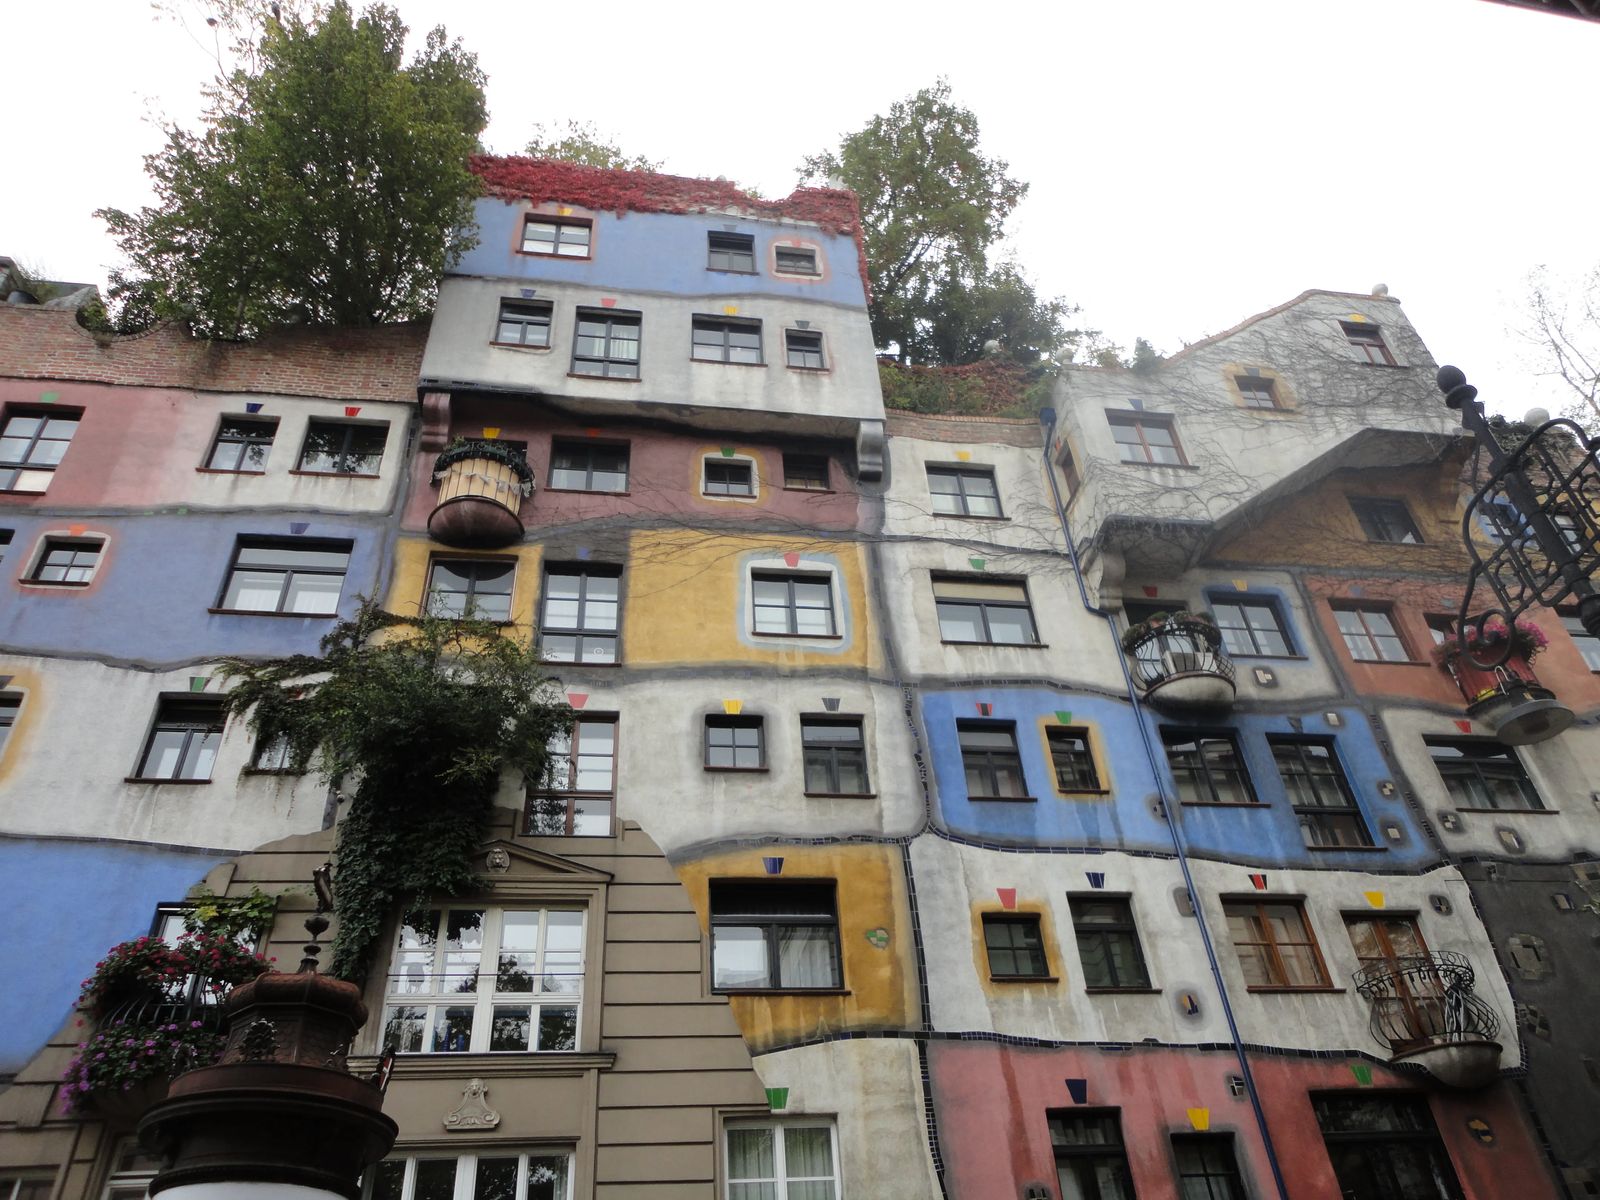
[285,573,343,615]
[713,926,769,988]
[431,1005,473,1052]
[729,1127,777,1181]
[488,1005,531,1050]
[414,1161,457,1200]
[775,925,840,988]
[526,1156,571,1200]
[537,1005,577,1050]
[474,1159,520,1200]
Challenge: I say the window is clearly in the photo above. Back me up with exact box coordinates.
[1333,605,1410,662]
[1270,737,1373,848]
[527,716,616,836]
[1424,615,1457,647]
[548,439,628,492]
[1172,1134,1247,1200]
[958,722,1028,799]
[1162,731,1255,805]
[1560,610,1600,670]
[0,530,10,564]
[927,465,1002,518]
[426,558,514,621]
[1345,916,1444,1050]
[934,576,1039,645]
[692,317,763,364]
[251,730,302,773]
[0,409,78,492]
[1050,1111,1135,1200]
[710,881,841,990]
[205,418,276,472]
[1235,375,1280,409]
[725,1121,838,1200]
[982,914,1050,979]
[1351,498,1422,544]
[571,311,640,379]
[751,572,836,637]
[706,716,764,770]
[801,717,869,795]
[1213,598,1291,657]
[369,1152,573,1200]
[782,453,829,491]
[1107,412,1185,465]
[0,694,18,759]
[707,232,756,273]
[1314,1094,1464,1200]
[383,906,583,1054]
[1341,321,1398,366]
[537,566,620,664]
[785,329,825,369]
[704,458,755,496]
[495,299,553,347]
[28,537,101,585]
[2,1178,52,1200]
[101,1139,162,1200]
[1425,738,1544,811]
[218,538,351,615]
[1224,899,1331,989]
[774,246,819,276]
[297,420,387,475]
[134,698,225,782]
[1068,897,1150,990]
[522,215,590,258]
[1048,727,1102,792]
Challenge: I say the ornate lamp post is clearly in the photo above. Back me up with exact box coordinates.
[1438,365,1600,667]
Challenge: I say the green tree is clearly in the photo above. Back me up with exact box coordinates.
[524,119,661,171]
[98,1,487,338]
[217,602,571,981]
[803,80,1070,365]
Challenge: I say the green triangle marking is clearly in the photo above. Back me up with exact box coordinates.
[38,391,58,404]
[1055,711,1072,724]
[188,677,208,693]
[1349,1063,1372,1086]
[765,1086,788,1110]
[969,557,985,570]
[720,446,737,458]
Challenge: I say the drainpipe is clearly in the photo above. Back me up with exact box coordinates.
[1037,408,1291,1200]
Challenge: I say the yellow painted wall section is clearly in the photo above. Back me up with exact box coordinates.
[1215,461,1471,571]
[622,529,876,670]
[384,536,544,637]
[0,664,43,787]
[674,844,916,1052]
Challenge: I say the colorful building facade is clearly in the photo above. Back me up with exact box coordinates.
[1,163,1596,1200]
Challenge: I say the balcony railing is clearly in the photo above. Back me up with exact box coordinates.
[1353,951,1502,1088]
[1123,616,1236,709]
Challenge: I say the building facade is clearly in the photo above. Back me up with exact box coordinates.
[1,163,1596,1200]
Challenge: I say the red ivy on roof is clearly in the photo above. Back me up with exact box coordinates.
[470,155,869,299]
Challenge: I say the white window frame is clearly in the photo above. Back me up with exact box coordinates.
[382,905,586,1055]
[366,1151,574,1200]
[723,1118,841,1199]
[100,1137,160,1200]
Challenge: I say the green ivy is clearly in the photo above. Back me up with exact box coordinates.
[216,601,571,982]
[183,885,279,943]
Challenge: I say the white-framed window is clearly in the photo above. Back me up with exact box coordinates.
[382,906,584,1054]
[368,1151,573,1200]
[100,1138,161,1200]
[3,1177,54,1200]
[725,1119,839,1199]
[703,454,759,499]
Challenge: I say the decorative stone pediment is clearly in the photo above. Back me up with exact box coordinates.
[444,1078,500,1131]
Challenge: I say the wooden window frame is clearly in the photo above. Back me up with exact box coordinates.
[707,232,757,274]
[691,316,764,365]
[709,881,842,992]
[1161,729,1258,806]
[547,438,629,493]
[1350,497,1423,545]
[0,406,81,493]
[570,311,641,380]
[933,575,1040,646]
[800,716,870,796]
[749,571,837,638]
[526,714,617,836]
[1235,375,1280,409]
[1212,597,1293,658]
[1331,603,1412,663]
[214,537,352,616]
[28,536,103,586]
[1106,412,1188,466]
[1340,321,1398,366]
[536,565,621,666]
[131,697,226,783]
[1424,737,1545,812]
[520,215,592,259]
[1223,897,1333,991]
[1047,727,1102,793]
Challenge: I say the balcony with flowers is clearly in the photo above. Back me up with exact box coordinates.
[1434,618,1572,745]
[1121,611,1236,710]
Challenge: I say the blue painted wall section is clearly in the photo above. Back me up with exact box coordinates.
[0,839,225,1072]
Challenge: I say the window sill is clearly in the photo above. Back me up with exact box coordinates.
[195,468,267,477]
[541,659,623,669]
[706,267,758,276]
[566,372,641,383]
[969,795,1039,803]
[701,492,759,502]
[782,485,835,493]
[1305,844,1389,852]
[1349,658,1431,668]
[774,272,822,281]
[242,768,308,777]
[354,1051,615,1080]
[989,975,1059,984]
[1085,986,1161,995]
[940,640,1048,649]
[0,488,52,496]
[1245,985,1346,995]
[489,341,552,353]
[1229,653,1309,662]
[691,359,768,369]
[713,987,851,996]
[785,365,831,374]
[1056,789,1112,798]
[209,607,338,618]
[125,777,212,786]
[543,486,632,497]
[750,631,844,641]
[1455,807,1556,815]
[931,513,1011,523]
[705,766,770,774]
[288,470,381,479]
[21,580,91,588]
[1180,801,1268,809]
[515,250,593,262]
[1117,461,1200,471]
[802,792,877,800]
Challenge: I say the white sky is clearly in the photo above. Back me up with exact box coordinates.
[6,0,1599,418]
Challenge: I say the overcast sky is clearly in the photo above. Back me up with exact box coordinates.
[7,0,1599,417]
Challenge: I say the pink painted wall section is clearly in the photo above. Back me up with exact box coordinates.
[405,395,868,534]
[929,1041,1556,1200]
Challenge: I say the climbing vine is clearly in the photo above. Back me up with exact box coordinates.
[216,602,571,982]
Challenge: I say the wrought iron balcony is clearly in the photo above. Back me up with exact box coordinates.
[429,441,534,547]
[1353,951,1502,1089]
[1123,615,1236,709]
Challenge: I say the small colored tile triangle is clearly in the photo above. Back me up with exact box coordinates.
[996,887,1017,909]
[245,402,264,414]
[567,692,588,709]
[763,856,784,875]
[1054,711,1072,724]
[968,558,985,570]
[764,1086,788,1110]
[722,699,743,715]
[344,406,361,417]
[783,552,801,567]
[482,427,502,439]
[1364,891,1385,908]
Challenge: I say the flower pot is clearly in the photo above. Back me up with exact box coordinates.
[88,1076,170,1129]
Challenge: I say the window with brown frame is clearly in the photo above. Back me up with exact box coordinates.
[1350,497,1422,544]
[522,216,591,258]
[1223,898,1331,989]
[1235,375,1280,409]
[1314,1093,1464,1200]
[1106,412,1186,465]
[1345,915,1444,1052]
[526,715,616,836]
[1340,321,1397,366]
[1332,604,1410,663]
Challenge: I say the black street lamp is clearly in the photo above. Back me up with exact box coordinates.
[1438,365,1600,668]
